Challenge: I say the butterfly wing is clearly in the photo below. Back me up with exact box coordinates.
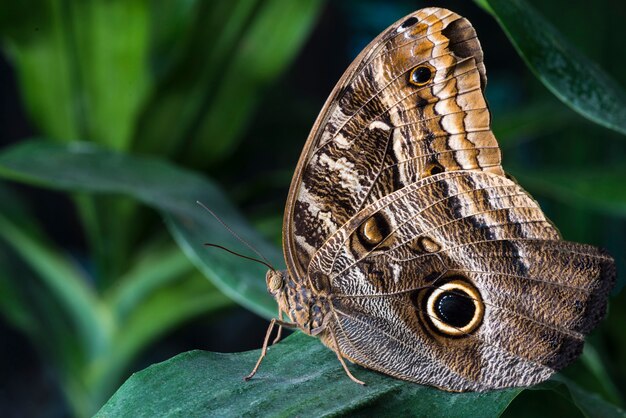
[284,8,503,279]
[307,171,615,390]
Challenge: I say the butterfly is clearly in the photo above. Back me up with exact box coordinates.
[245,7,615,391]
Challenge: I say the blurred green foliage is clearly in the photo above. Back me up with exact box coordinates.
[0,0,322,416]
[0,0,625,417]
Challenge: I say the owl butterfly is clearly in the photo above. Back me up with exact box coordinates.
[246,7,615,391]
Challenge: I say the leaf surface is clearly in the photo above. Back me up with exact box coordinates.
[95,333,522,418]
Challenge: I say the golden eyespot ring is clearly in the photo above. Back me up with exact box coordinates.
[426,279,484,336]
[409,64,434,87]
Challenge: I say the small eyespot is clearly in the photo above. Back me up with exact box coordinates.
[409,65,434,87]
[401,16,418,29]
[355,213,390,251]
[422,162,444,178]
[428,163,444,176]
[360,216,384,245]
[417,236,440,253]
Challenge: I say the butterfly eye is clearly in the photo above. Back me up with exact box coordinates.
[266,270,284,292]
[425,279,484,337]
[409,65,434,87]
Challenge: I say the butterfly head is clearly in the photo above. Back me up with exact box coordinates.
[266,269,291,320]
[265,269,286,296]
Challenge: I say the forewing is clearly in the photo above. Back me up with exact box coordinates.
[284,8,503,278]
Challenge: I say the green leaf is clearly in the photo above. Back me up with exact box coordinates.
[133,0,324,164]
[185,0,324,164]
[69,0,151,150]
[88,272,233,408]
[132,1,261,156]
[536,375,626,418]
[475,0,626,137]
[1,1,80,141]
[106,241,197,318]
[0,209,112,360]
[0,140,279,317]
[95,332,522,417]
[1,0,151,149]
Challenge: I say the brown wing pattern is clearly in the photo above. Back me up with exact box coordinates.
[284,8,504,279]
[307,171,614,390]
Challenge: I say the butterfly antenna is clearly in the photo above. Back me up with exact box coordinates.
[203,243,275,271]
[196,201,276,271]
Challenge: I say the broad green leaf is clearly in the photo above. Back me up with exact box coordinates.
[185,0,324,165]
[0,210,112,360]
[133,0,323,164]
[475,0,626,137]
[536,375,626,418]
[1,0,151,149]
[132,1,261,156]
[0,140,279,317]
[95,332,522,417]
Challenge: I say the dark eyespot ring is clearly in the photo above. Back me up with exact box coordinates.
[401,16,418,29]
[409,65,433,87]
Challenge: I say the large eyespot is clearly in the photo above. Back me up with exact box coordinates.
[409,64,434,87]
[425,279,484,336]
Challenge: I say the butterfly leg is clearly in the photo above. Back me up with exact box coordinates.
[272,326,283,345]
[329,327,366,386]
[244,317,295,381]
[272,309,284,345]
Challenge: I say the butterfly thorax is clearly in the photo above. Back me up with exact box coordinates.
[265,270,329,335]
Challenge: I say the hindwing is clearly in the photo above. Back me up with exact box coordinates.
[308,171,614,390]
